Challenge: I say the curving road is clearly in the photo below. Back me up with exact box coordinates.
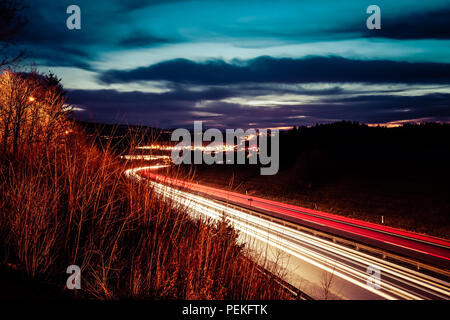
[126,166,450,300]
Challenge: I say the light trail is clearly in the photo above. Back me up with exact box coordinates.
[125,166,450,300]
[143,172,450,266]
[121,155,170,161]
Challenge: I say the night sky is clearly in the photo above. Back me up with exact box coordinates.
[19,0,450,129]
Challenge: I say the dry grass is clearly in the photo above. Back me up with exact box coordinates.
[0,125,290,299]
[0,69,290,299]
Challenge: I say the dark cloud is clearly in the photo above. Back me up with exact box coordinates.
[16,1,179,68]
[29,46,93,70]
[114,0,187,12]
[352,8,450,40]
[68,83,450,128]
[308,93,450,124]
[99,56,450,85]
[118,32,171,47]
[15,1,450,128]
[16,2,103,68]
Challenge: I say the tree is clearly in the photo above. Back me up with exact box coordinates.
[0,0,27,68]
[0,70,72,156]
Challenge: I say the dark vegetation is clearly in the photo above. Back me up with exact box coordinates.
[188,122,450,238]
[0,70,290,299]
[0,0,27,67]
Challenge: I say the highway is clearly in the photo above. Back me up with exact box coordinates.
[126,166,450,300]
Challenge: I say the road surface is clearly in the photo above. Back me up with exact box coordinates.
[126,166,450,300]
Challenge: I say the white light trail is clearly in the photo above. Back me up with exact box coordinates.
[126,166,450,300]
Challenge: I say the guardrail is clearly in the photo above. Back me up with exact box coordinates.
[215,198,450,280]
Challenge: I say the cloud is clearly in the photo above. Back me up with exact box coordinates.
[361,9,450,40]
[99,56,450,85]
[15,1,179,68]
[16,1,450,128]
[67,83,450,128]
[113,0,187,12]
[118,32,171,47]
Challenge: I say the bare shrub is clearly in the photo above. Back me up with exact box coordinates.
[0,71,291,299]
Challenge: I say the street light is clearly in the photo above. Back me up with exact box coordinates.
[28,96,36,102]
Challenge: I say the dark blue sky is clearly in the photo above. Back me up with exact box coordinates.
[19,0,450,128]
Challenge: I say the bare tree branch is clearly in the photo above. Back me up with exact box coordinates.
[0,0,27,68]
